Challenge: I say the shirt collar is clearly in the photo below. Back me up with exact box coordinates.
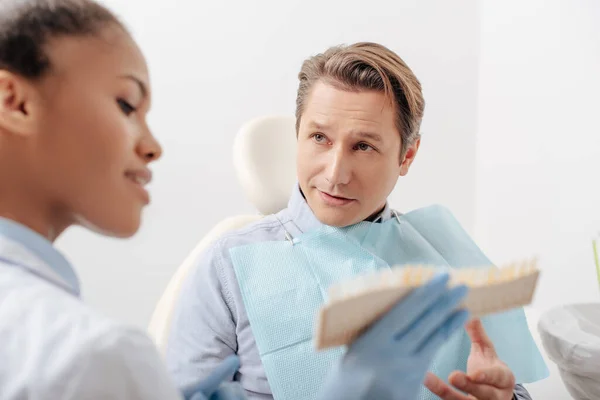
[369,203,395,223]
[0,218,80,296]
[285,182,395,233]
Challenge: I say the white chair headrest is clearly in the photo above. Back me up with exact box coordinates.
[233,115,298,215]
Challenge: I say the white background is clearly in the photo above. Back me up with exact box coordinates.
[476,0,600,320]
[55,1,599,398]
[474,1,600,397]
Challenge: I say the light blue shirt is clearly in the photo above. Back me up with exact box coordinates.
[166,185,363,399]
[0,217,80,295]
[164,186,531,400]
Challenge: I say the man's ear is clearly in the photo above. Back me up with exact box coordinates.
[399,137,420,176]
[0,71,38,137]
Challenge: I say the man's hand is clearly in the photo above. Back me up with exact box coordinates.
[424,318,515,400]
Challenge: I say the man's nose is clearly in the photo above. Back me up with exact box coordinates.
[324,147,352,186]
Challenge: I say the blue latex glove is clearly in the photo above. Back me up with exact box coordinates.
[180,355,247,400]
[317,272,470,400]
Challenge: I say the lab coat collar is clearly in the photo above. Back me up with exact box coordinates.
[0,218,80,296]
[286,182,395,234]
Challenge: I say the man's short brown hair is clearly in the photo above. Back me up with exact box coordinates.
[296,42,424,158]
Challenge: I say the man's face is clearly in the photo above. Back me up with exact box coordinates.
[296,81,419,227]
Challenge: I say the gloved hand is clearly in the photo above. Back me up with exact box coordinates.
[317,272,470,400]
[180,355,247,400]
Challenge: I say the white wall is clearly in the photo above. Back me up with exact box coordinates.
[55,0,481,329]
[476,0,600,398]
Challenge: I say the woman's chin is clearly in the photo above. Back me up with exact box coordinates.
[75,212,142,239]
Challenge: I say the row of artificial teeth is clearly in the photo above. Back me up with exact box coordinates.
[329,265,440,300]
[328,259,538,300]
[451,259,538,287]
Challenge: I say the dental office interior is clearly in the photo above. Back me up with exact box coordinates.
[55,0,600,399]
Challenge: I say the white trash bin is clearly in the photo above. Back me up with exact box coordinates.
[538,303,600,400]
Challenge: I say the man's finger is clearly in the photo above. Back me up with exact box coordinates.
[424,372,471,400]
[181,355,241,398]
[468,366,516,389]
[449,371,501,399]
[465,318,495,350]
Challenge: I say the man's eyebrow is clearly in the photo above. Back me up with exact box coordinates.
[120,74,148,99]
[307,121,329,131]
[306,121,383,141]
[355,131,383,142]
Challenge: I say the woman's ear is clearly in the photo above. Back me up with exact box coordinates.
[0,71,39,137]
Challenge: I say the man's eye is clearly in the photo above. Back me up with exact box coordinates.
[117,98,136,115]
[313,134,326,142]
[356,142,373,151]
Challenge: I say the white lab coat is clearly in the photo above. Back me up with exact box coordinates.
[0,230,183,399]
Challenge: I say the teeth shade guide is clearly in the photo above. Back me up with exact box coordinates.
[315,259,540,350]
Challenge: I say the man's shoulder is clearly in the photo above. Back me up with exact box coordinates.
[208,212,289,255]
[401,204,463,225]
[402,203,454,216]
[181,212,291,286]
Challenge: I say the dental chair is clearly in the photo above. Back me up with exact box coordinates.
[147,115,553,395]
[147,115,297,353]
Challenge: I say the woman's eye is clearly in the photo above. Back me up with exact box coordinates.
[356,142,373,151]
[117,98,136,115]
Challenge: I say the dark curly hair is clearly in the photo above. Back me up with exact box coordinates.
[0,0,125,79]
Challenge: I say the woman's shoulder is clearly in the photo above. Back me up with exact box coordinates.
[0,262,178,399]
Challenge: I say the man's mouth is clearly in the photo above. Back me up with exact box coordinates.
[318,190,355,206]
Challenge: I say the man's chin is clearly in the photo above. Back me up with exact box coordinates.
[313,208,359,228]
